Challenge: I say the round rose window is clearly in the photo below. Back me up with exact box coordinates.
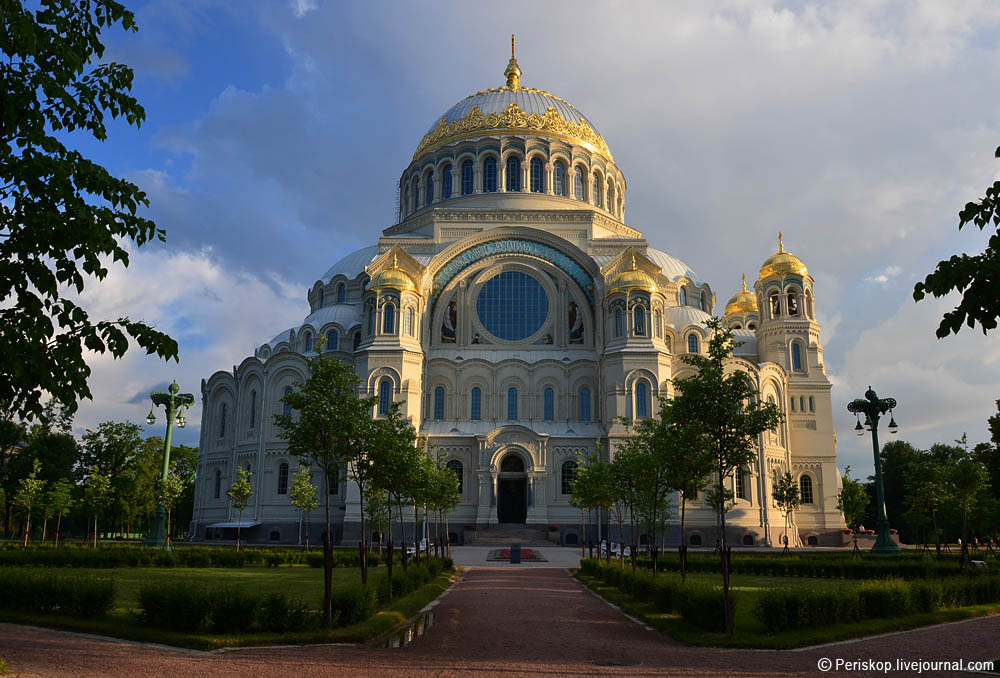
[476,271,549,341]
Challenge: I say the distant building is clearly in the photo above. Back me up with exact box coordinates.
[193,47,844,547]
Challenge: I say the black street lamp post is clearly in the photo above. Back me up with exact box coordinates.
[143,380,195,547]
[847,386,901,556]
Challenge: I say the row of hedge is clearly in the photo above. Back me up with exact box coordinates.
[0,545,419,570]
[580,558,730,632]
[754,576,1000,632]
[0,569,116,618]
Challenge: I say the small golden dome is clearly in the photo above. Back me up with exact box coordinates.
[725,274,758,315]
[369,254,417,292]
[759,232,808,279]
[608,254,656,295]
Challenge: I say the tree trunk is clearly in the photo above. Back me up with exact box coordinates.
[960,504,970,568]
[305,511,310,551]
[166,508,172,549]
[933,508,941,559]
[680,496,688,583]
[55,513,63,547]
[323,474,333,629]
[359,485,368,586]
[92,514,98,548]
[22,508,31,547]
[235,510,243,552]
[445,511,451,558]
[719,471,733,636]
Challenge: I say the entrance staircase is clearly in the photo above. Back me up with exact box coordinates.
[468,524,551,546]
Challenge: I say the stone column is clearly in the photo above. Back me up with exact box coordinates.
[545,163,554,195]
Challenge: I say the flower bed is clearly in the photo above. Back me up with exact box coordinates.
[487,548,547,562]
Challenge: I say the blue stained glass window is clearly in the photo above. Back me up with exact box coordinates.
[434,386,444,420]
[553,161,566,196]
[379,380,392,415]
[506,156,521,191]
[688,333,699,353]
[792,342,802,371]
[635,381,649,419]
[327,330,338,351]
[614,308,623,337]
[337,283,346,303]
[425,173,434,205]
[470,387,481,420]
[580,387,591,422]
[483,157,497,192]
[633,306,645,336]
[544,388,554,421]
[461,160,474,195]
[442,164,452,200]
[476,271,549,341]
[383,304,395,334]
[530,157,543,192]
[574,167,584,200]
[507,387,518,420]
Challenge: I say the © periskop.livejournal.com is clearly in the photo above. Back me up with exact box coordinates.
[816,657,995,673]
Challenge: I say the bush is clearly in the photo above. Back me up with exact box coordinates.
[677,585,731,632]
[858,579,911,619]
[330,586,377,627]
[0,569,115,618]
[137,582,212,631]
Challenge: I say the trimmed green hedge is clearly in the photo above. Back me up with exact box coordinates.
[0,569,115,618]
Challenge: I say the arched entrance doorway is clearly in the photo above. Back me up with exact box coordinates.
[497,454,527,523]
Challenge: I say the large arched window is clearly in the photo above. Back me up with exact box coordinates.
[592,175,602,207]
[318,289,324,308]
[688,333,700,353]
[249,390,257,429]
[219,403,227,438]
[483,157,497,192]
[366,307,375,335]
[411,177,418,212]
[424,171,434,206]
[303,332,313,352]
[635,381,649,419]
[470,387,482,420]
[787,290,799,317]
[633,306,645,336]
[283,386,293,418]
[214,469,221,499]
[383,304,395,334]
[607,180,615,214]
[379,379,392,415]
[770,293,781,318]
[404,307,414,336]
[791,342,803,371]
[579,386,591,422]
[561,460,577,495]
[573,166,584,200]
[336,283,346,303]
[441,164,452,200]
[461,160,474,195]
[446,459,463,495]
[543,387,554,421]
[507,387,518,420]
[553,160,567,196]
[433,386,445,420]
[701,291,710,313]
[614,308,623,337]
[505,155,521,191]
[809,396,815,412]
[326,329,338,351]
[800,475,814,504]
[736,468,748,500]
[530,157,543,193]
[679,287,687,306]
[277,462,289,495]
[352,332,360,351]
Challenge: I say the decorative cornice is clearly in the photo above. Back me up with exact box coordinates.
[384,208,641,240]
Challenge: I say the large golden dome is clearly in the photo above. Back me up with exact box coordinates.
[608,255,656,295]
[759,233,808,279]
[725,274,758,315]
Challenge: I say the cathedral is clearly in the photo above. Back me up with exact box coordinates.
[192,44,845,548]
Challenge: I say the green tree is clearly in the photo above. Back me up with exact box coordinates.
[83,471,112,548]
[46,478,75,546]
[364,488,391,556]
[837,466,870,533]
[156,466,185,547]
[0,419,27,536]
[877,439,923,541]
[428,461,459,558]
[226,467,253,552]
[14,458,46,546]
[610,447,642,571]
[772,471,800,552]
[903,454,950,557]
[950,453,988,567]
[672,318,782,635]
[79,421,144,537]
[289,464,319,550]
[1,0,178,424]
[914,145,1000,337]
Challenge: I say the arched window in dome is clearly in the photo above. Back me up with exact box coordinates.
[573,166,584,200]
[733,323,742,330]
[635,380,649,420]
[336,283,346,303]
[366,307,375,335]
[787,290,799,317]
[614,308,623,337]
[799,474,814,504]
[483,157,497,193]
[553,161,567,196]
[424,171,434,206]
[579,386,591,422]
[303,332,313,353]
[283,386,293,418]
[530,157,543,193]
[653,310,661,338]
[507,387,518,420]
[326,329,338,351]
[607,179,615,214]
[470,387,481,420]
[561,460,577,495]
[404,307,414,336]
[433,386,444,420]
[379,379,392,415]
[383,304,395,334]
[769,292,781,318]
[461,160,474,195]
[701,291,710,313]
[633,305,645,336]
[318,289,324,308]
[688,333,699,354]
[353,332,360,351]
[679,287,687,306]
[791,341,803,371]
[592,175,602,208]
[665,334,672,352]
[505,155,521,192]
[441,164,452,200]
[411,178,418,212]
[543,387,554,421]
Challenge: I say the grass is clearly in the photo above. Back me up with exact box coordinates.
[0,565,455,650]
[576,571,1000,649]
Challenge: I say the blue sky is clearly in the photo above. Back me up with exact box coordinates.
[71,0,1000,477]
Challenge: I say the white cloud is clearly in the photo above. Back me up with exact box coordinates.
[865,265,903,284]
[290,0,317,19]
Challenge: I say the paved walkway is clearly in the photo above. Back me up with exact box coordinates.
[2,567,998,677]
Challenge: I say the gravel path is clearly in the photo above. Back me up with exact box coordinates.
[2,567,998,677]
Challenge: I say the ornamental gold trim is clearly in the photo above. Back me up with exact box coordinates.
[414,101,614,162]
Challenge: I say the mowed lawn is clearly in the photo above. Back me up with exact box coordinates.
[5,566,386,613]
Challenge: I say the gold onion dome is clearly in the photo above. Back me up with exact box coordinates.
[759,232,808,279]
[725,274,758,315]
[369,255,417,292]
[609,255,656,295]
